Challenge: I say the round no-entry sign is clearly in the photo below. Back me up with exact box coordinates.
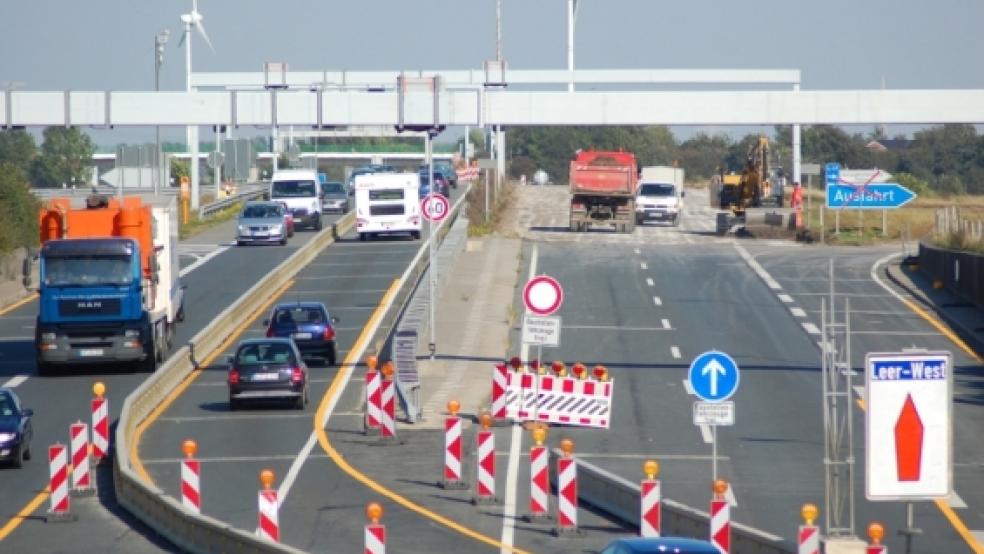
[421,193,450,222]
[523,275,563,316]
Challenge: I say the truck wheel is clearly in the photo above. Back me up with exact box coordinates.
[314,217,323,231]
[359,233,367,242]
[229,397,240,411]
[36,361,54,377]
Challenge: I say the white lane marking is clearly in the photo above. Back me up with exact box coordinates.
[562,325,673,332]
[778,294,794,303]
[634,248,641,255]
[653,296,662,306]
[661,319,671,330]
[948,491,968,509]
[725,484,738,507]
[682,378,694,395]
[1,375,29,388]
[733,243,782,290]
[971,531,984,545]
[502,244,539,552]
[671,346,681,359]
[802,322,822,335]
[143,453,330,465]
[699,424,713,444]
[640,262,648,270]
[646,278,654,287]
[790,307,807,318]
[179,245,230,277]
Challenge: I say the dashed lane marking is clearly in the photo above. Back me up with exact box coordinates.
[682,378,694,395]
[790,307,807,318]
[640,262,648,270]
[699,424,713,444]
[671,346,681,359]
[646,277,654,287]
[1,375,29,388]
[778,294,794,303]
[653,296,662,306]
[661,319,671,330]
[801,322,822,335]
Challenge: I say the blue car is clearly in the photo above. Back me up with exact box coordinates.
[418,172,451,199]
[600,537,720,554]
[263,302,339,366]
[0,388,33,469]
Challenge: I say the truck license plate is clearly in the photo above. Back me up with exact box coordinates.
[79,348,104,357]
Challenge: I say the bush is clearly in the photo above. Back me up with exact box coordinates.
[894,172,931,197]
[0,163,40,252]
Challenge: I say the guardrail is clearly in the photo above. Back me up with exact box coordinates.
[547,448,796,554]
[199,184,266,217]
[919,240,984,312]
[115,212,354,554]
[114,187,471,553]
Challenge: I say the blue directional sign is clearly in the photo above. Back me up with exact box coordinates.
[825,182,917,210]
[688,351,740,403]
[825,162,841,183]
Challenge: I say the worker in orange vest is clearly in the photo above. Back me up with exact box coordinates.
[791,182,804,229]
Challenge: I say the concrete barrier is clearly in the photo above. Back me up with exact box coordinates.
[548,448,796,554]
[115,212,354,554]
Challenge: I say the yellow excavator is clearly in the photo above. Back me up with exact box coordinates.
[713,136,782,234]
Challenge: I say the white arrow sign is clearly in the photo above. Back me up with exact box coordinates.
[702,358,727,397]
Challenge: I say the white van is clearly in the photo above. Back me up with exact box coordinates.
[354,173,421,240]
[636,166,686,226]
[270,169,322,230]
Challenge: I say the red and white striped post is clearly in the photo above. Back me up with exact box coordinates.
[798,503,820,554]
[710,480,731,554]
[364,356,381,434]
[527,425,550,520]
[69,422,93,496]
[640,459,661,537]
[555,438,578,535]
[257,469,279,542]
[441,400,467,489]
[181,440,201,514]
[474,413,496,503]
[491,363,508,420]
[866,522,887,554]
[364,502,386,554]
[91,382,109,462]
[379,362,396,439]
[47,443,72,521]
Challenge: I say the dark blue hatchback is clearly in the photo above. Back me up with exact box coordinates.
[0,388,33,469]
[264,302,339,366]
[600,537,720,554]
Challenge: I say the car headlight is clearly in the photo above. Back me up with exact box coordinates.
[238,224,250,233]
[0,433,16,442]
[270,224,283,233]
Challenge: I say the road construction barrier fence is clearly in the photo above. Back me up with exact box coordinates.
[69,422,93,495]
[91,393,109,461]
[547,448,796,554]
[495,362,613,429]
[114,185,470,553]
[114,211,356,554]
[48,444,71,520]
[710,481,731,553]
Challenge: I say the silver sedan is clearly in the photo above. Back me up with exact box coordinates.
[236,201,289,246]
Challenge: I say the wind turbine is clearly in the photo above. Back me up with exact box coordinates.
[178,0,214,210]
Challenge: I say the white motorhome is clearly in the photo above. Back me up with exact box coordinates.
[270,169,322,230]
[354,173,421,240]
[636,166,686,226]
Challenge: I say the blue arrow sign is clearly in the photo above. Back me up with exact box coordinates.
[825,162,841,183]
[688,351,740,403]
[825,182,917,210]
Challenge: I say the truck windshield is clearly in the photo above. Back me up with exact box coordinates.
[45,256,132,286]
[272,181,316,198]
[638,184,675,197]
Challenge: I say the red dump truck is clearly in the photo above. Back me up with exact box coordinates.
[569,150,638,233]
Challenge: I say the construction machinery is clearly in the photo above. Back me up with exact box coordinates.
[35,193,184,375]
[569,150,638,233]
[712,136,784,234]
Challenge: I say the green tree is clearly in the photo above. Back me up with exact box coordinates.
[170,158,189,184]
[30,127,95,188]
[0,163,40,252]
[0,129,38,175]
[678,133,732,180]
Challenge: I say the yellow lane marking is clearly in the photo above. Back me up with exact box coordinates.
[0,486,49,541]
[314,280,531,554]
[864,270,984,553]
[131,278,296,486]
[0,293,38,317]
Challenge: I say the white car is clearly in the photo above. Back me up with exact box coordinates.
[635,182,684,226]
[270,169,322,231]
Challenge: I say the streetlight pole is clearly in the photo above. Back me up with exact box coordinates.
[426,130,437,359]
[155,29,170,196]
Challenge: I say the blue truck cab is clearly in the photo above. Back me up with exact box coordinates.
[36,238,155,374]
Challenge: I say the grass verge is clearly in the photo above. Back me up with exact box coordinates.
[178,197,244,240]
[466,178,515,237]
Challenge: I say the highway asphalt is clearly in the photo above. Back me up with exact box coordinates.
[0,209,345,552]
[513,237,982,553]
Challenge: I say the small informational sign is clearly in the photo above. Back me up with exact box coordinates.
[522,315,561,347]
[693,401,735,426]
[392,329,420,386]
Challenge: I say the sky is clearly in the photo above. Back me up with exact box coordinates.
[2,0,983,146]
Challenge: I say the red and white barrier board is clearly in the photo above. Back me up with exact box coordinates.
[443,416,463,484]
[70,422,92,494]
[710,499,730,553]
[365,370,381,430]
[48,444,70,516]
[476,430,495,500]
[258,489,279,542]
[556,457,578,530]
[91,397,109,460]
[182,458,201,514]
[456,166,480,182]
[798,525,819,554]
[365,523,386,554]
[380,380,396,438]
[529,445,549,517]
[499,370,613,429]
[641,479,661,537]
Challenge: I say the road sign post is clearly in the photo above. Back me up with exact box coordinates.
[688,351,740,481]
[522,275,564,418]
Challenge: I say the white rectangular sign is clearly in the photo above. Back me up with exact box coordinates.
[693,401,734,426]
[865,351,952,501]
[522,315,561,347]
[836,169,893,184]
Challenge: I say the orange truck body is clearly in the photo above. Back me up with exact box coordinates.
[569,150,638,233]
[39,196,155,280]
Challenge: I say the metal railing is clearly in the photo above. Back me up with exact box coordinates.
[199,183,266,217]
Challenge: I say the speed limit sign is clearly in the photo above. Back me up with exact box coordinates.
[421,193,450,222]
